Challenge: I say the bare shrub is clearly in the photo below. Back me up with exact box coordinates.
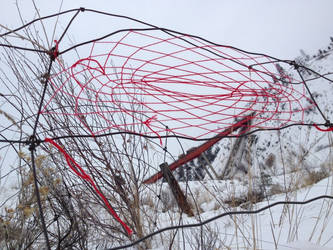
[187,225,227,250]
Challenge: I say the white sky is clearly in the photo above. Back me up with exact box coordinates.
[1,0,333,59]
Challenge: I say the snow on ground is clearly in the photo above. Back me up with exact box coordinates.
[143,175,333,249]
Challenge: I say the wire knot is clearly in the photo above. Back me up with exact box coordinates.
[324,120,332,127]
[50,40,59,61]
[314,121,333,132]
[289,60,299,70]
[27,135,41,151]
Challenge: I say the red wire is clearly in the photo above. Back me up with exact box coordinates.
[44,138,133,236]
[314,124,333,132]
[42,30,314,140]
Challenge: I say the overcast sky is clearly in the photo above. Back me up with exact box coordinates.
[1,0,333,59]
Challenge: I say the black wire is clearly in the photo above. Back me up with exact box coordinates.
[296,63,333,84]
[108,195,333,250]
[296,67,330,123]
[27,44,55,250]
[0,139,31,143]
[305,72,333,83]
[0,43,47,53]
[83,8,160,28]
[248,60,333,85]
[0,123,329,144]
[57,9,83,44]
[32,62,54,134]
[30,149,51,250]
[0,8,79,37]
[59,27,159,55]
[44,122,330,142]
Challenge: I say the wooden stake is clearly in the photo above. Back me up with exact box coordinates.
[159,163,194,217]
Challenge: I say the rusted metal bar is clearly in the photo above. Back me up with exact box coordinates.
[143,114,254,184]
